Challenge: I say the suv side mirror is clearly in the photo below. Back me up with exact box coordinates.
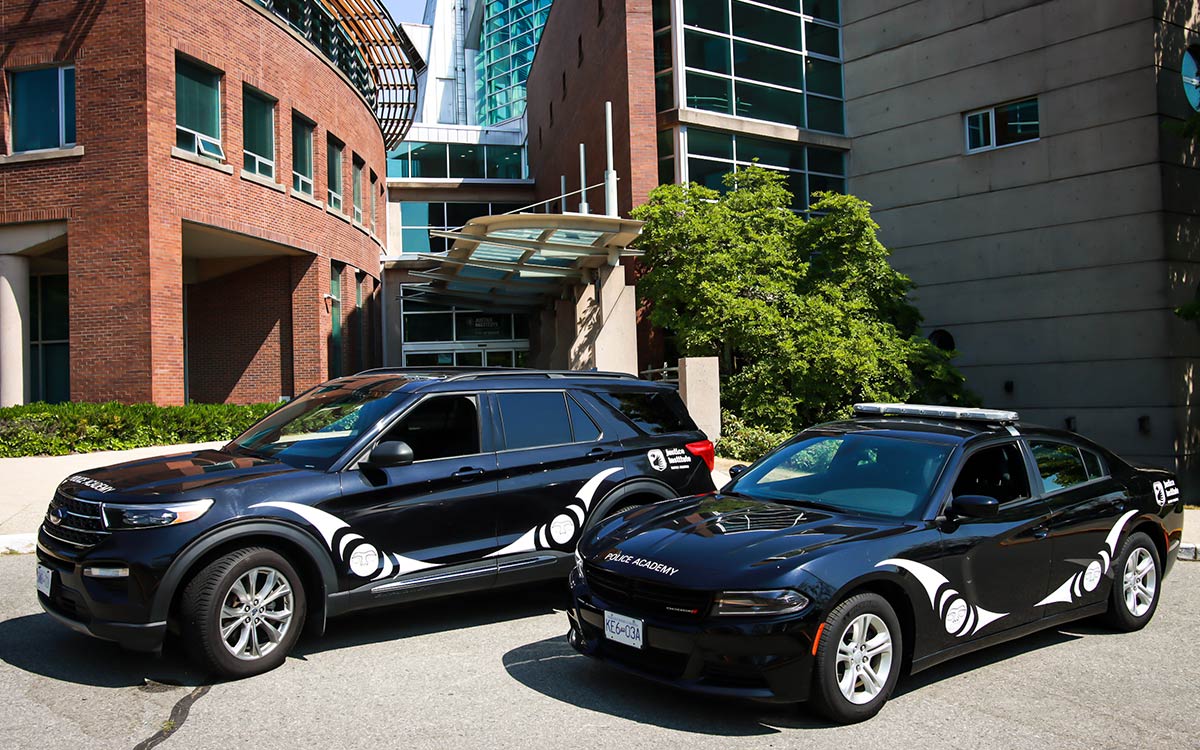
[363,440,414,469]
[949,494,1000,519]
[728,464,749,479]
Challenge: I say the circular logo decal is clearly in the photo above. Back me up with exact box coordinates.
[348,543,380,577]
[944,599,968,634]
[549,514,576,545]
[1184,47,1200,111]
[647,449,668,472]
[1083,560,1103,592]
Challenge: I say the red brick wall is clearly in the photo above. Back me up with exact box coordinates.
[186,257,292,403]
[526,0,658,216]
[0,0,387,405]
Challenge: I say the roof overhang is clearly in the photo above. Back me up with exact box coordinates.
[317,0,421,148]
[386,213,644,310]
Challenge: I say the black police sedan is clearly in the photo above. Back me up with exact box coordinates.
[36,369,715,677]
[567,403,1186,723]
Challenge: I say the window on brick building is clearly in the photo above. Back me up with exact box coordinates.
[176,57,223,160]
[9,64,75,153]
[292,113,314,195]
[369,172,377,233]
[327,136,344,211]
[329,262,343,379]
[242,87,275,178]
[355,271,366,372]
[352,156,364,224]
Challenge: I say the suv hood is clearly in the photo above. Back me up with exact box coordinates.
[587,493,910,579]
[59,448,304,501]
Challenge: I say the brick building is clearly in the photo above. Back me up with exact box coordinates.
[0,0,417,405]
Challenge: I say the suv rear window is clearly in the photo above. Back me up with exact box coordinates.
[594,390,696,436]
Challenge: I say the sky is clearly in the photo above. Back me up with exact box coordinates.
[383,0,426,24]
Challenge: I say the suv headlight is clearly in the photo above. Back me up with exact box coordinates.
[101,499,214,530]
[712,589,810,616]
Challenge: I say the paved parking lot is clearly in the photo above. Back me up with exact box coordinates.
[0,553,1197,749]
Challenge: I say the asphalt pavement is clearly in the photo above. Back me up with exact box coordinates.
[0,554,1197,749]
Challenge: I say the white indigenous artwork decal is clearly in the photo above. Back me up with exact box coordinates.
[487,466,624,557]
[876,558,1007,637]
[253,466,623,577]
[1036,509,1138,607]
[250,501,439,580]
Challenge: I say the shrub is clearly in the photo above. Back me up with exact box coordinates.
[716,411,793,464]
[0,401,279,457]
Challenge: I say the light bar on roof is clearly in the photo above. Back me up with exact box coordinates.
[854,403,1020,423]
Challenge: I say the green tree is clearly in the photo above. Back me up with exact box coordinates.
[632,166,972,432]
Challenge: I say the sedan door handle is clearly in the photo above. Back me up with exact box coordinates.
[586,447,612,459]
[451,467,485,480]
[1032,525,1049,539]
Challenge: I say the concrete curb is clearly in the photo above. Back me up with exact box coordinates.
[1179,543,1197,562]
[0,533,35,555]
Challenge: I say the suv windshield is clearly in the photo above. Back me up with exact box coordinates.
[229,380,406,470]
[729,433,953,518]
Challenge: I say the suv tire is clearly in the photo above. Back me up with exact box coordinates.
[180,547,307,678]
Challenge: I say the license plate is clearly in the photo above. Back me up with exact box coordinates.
[36,564,53,597]
[603,610,643,649]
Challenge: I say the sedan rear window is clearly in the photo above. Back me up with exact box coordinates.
[729,434,952,518]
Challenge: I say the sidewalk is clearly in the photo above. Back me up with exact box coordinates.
[0,442,223,552]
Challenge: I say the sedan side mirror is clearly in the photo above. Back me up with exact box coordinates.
[728,464,749,479]
[949,494,1000,519]
[362,440,414,469]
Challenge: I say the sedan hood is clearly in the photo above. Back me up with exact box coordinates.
[587,493,910,582]
[59,448,303,501]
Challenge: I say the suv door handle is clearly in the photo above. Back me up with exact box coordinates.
[1032,525,1049,539]
[451,467,485,480]
[586,447,612,459]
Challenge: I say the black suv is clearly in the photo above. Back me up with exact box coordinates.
[35,369,716,677]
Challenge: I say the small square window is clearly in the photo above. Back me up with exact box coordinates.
[966,98,1038,153]
[965,110,992,152]
[10,65,76,153]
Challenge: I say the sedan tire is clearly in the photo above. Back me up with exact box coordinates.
[1103,531,1161,632]
[810,592,903,724]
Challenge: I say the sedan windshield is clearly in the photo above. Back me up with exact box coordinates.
[229,380,408,470]
[729,433,953,518]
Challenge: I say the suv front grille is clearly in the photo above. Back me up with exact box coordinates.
[584,562,712,620]
[42,491,109,548]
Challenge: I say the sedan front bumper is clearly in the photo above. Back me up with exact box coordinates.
[567,568,821,703]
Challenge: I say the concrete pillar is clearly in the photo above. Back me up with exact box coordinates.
[679,356,721,441]
[0,254,30,406]
[589,264,638,375]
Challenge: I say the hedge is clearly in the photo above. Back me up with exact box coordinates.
[715,411,794,464]
[0,401,279,457]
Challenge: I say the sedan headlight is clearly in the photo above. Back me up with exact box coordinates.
[101,499,214,530]
[712,589,810,616]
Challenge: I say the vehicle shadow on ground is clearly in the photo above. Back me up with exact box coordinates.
[0,581,570,689]
[502,620,1124,735]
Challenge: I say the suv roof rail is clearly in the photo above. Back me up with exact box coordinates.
[353,366,641,382]
[854,403,1020,424]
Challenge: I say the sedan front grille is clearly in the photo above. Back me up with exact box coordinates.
[583,562,712,620]
[42,490,109,548]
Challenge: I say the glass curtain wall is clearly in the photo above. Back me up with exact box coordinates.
[400,290,531,367]
[661,0,844,134]
[397,201,533,253]
[475,0,554,125]
[386,142,526,180]
[660,125,846,212]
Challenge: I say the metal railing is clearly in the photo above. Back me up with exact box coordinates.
[640,362,679,385]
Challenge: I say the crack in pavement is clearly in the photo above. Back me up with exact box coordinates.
[132,684,211,750]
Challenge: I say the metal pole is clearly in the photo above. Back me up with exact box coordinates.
[560,175,567,213]
[604,101,618,217]
[578,143,590,214]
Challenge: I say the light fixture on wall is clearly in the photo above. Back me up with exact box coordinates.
[1138,415,1151,435]
[1003,380,1014,394]
[1065,416,1077,432]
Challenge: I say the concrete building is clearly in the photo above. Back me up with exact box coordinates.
[841,0,1200,480]
[0,0,418,405]
[402,0,1200,483]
